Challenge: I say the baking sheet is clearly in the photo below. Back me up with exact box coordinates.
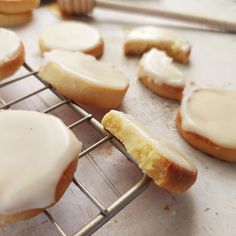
[1,1,236,235]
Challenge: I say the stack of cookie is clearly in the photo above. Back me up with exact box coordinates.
[0,0,40,27]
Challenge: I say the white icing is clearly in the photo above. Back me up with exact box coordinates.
[0,28,20,63]
[39,22,102,52]
[0,110,82,215]
[43,50,129,89]
[181,88,236,148]
[138,48,185,87]
[115,110,196,171]
[126,26,190,53]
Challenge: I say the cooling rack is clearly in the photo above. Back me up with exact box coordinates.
[0,62,152,236]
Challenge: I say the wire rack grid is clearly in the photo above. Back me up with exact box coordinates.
[0,62,152,236]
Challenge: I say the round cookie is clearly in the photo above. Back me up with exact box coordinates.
[176,88,236,162]
[138,48,185,101]
[0,11,32,27]
[39,22,104,58]
[0,110,82,227]
[124,26,191,64]
[0,28,25,80]
[0,0,40,14]
[40,50,129,109]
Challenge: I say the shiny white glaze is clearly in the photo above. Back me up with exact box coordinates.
[0,28,20,63]
[138,48,185,87]
[39,22,102,52]
[0,110,82,215]
[126,26,190,53]
[181,88,236,148]
[43,50,129,89]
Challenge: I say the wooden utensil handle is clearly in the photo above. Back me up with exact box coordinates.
[97,0,236,32]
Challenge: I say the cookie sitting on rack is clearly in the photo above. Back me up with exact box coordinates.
[102,110,197,193]
[0,110,82,227]
[40,50,129,109]
[0,28,25,80]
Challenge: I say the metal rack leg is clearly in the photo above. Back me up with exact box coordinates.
[73,175,152,236]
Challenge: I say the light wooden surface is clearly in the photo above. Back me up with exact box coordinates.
[1,1,236,235]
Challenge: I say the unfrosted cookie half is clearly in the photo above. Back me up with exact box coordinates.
[40,50,129,109]
[124,26,191,64]
[39,22,104,58]
[0,28,25,80]
[138,48,185,101]
[102,110,197,193]
[0,0,40,14]
[177,88,236,162]
[0,11,32,27]
[0,110,82,227]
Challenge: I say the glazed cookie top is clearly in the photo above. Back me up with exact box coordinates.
[138,48,185,87]
[0,110,82,215]
[126,26,190,53]
[181,88,236,148]
[39,22,102,53]
[42,50,129,90]
[0,28,21,63]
